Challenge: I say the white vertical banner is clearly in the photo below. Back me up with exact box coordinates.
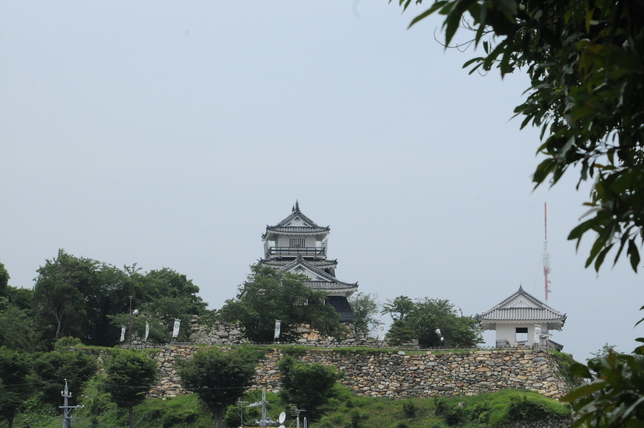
[274,320,281,340]
[534,324,541,344]
[145,322,150,341]
[120,325,126,342]
[377,322,386,341]
[172,319,181,338]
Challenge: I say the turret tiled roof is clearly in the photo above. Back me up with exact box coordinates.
[477,286,566,329]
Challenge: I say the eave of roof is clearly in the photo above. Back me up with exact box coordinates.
[261,202,330,239]
[262,256,357,289]
[264,226,330,235]
[261,258,338,267]
[477,285,567,326]
[477,308,567,322]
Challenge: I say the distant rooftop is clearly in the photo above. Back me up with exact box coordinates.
[477,285,566,330]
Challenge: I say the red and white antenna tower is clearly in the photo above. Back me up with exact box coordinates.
[543,202,551,302]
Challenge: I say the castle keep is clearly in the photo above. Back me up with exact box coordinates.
[259,202,358,322]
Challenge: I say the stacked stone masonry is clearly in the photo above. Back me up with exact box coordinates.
[149,346,570,400]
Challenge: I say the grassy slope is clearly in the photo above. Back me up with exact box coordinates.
[4,386,571,428]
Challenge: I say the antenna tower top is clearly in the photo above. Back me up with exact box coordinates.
[543,203,551,302]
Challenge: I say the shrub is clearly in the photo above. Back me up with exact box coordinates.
[433,398,464,426]
[469,402,491,424]
[162,409,199,427]
[443,406,464,426]
[282,345,308,357]
[506,396,548,422]
[434,398,448,416]
[402,401,417,418]
[348,411,368,428]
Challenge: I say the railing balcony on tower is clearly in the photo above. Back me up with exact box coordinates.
[268,246,327,258]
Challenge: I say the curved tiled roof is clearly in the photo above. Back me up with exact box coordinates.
[478,307,566,322]
[307,281,358,291]
[261,258,337,268]
[265,226,329,234]
[477,286,566,325]
[262,202,330,239]
[262,256,357,292]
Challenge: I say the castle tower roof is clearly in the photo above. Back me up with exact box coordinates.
[477,285,567,331]
[262,200,330,241]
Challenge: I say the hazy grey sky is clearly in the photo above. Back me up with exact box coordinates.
[2,1,642,362]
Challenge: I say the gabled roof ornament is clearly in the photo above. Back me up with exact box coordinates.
[295,200,300,212]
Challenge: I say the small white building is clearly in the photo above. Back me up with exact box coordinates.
[477,286,566,350]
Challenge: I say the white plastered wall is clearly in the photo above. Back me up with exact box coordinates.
[495,323,549,347]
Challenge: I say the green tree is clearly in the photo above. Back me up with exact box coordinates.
[4,285,33,312]
[381,296,415,321]
[0,262,9,297]
[178,347,262,428]
[108,268,207,344]
[384,296,482,348]
[140,268,207,342]
[220,264,347,343]
[101,350,158,428]
[0,348,33,428]
[395,0,644,272]
[32,344,97,407]
[409,298,482,348]
[385,320,416,346]
[33,250,100,343]
[0,265,38,351]
[349,292,380,338]
[278,355,341,422]
[562,345,644,427]
[0,297,39,351]
[34,250,207,347]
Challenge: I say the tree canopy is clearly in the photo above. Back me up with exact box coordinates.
[278,355,341,422]
[178,347,262,428]
[219,264,347,343]
[32,345,98,407]
[348,292,380,338]
[33,249,206,347]
[397,0,644,272]
[101,350,158,428]
[0,296,38,352]
[0,263,9,296]
[383,296,482,348]
[0,348,32,428]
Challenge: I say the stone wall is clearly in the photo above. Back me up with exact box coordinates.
[149,346,570,400]
[189,321,385,348]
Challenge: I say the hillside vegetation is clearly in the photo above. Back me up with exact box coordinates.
[3,384,571,428]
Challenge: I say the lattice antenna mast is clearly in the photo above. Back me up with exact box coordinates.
[543,202,551,302]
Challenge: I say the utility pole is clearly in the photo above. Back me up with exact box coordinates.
[60,379,84,428]
[236,398,248,428]
[291,406,306,428]
[247,388,271,428]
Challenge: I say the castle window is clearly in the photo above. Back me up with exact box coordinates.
[515,327,528,343]
[289,238,305,248]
